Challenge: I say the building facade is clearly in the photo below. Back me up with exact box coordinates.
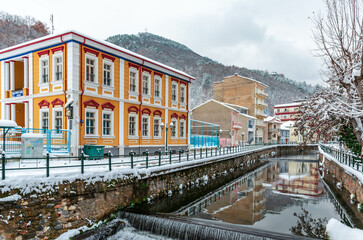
[263,116,282,144]
[191,99,256,146]
[213,74,268,143]
[273,100,304,122]
[0,31,194,156]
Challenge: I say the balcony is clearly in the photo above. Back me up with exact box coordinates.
[256,89,268,98]
[232,121,242,129]
[256,100,268,108]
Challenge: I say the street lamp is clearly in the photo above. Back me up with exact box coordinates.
[160,121,174,153]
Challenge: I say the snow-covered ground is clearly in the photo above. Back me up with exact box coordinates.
[326,218,363,240]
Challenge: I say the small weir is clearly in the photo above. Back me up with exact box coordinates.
[116,212,314,240]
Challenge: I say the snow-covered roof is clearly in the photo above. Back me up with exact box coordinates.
[0,120,17,128]
[264,116,282,124]
[0,30,195,81]
[192,99,256,119]
[223,102,248,110]
[281,121,295,129]
[223,74,268,88]
[274,102,304,108]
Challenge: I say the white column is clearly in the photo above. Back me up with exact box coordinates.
[10,61,15,91]
[10,104,15,122]
[24,101,29,128]
[23,57,29,89]
[4,61,9,91]
[29,54,33,95]
[5,104,10,120]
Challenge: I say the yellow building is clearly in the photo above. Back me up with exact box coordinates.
[214,74,268,143]
[0,31,194,155]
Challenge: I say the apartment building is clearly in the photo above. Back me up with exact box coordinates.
[0,31,194,155]
[191,99,256,146]
[214,74,268,143]
[273,100,305,122]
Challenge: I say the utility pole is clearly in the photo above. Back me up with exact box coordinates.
[50,14,54,34]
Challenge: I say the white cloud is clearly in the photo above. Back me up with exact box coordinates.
[0,0,325,84]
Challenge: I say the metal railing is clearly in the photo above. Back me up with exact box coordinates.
[319,144,363,173]
[0,128,70,154]
[0,142,300,180]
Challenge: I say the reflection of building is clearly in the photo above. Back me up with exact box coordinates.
[273,162,324,197]
[204,163,280,225]
[213,74,268,144]
[191,99,256,146]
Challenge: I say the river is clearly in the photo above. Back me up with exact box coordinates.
[98,153,352,239]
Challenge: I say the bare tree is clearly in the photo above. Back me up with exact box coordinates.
[299,0,363,144]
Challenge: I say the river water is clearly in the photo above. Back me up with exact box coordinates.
[105,154,349,239]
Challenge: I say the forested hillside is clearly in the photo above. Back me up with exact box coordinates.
[0,11,49,49]
[107,33,320,114]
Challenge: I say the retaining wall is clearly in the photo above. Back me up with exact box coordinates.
[0,145,310,240]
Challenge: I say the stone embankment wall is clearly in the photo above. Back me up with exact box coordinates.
[319,153,363,227]
[0,145,309,240]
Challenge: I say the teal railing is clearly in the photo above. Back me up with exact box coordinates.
[0,142,302,180]
[0,128,70,154]
[319,144,363,173]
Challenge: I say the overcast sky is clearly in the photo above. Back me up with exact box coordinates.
[1,0,325,84]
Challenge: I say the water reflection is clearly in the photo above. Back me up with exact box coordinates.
[178,159,342,234]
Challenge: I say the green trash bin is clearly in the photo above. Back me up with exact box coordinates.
[84,145,105,160]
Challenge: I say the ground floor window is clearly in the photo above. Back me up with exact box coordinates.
[54,110,63,134]
[102,112,112,136]
[154,118,160,137]
[41,110,49,133]
[180,120,185,138]
[129,114,137,137]
[142,116,150,137]
[171,119,177,138]
[85,111,96,135]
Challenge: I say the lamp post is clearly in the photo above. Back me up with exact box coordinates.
[160,121,174,153]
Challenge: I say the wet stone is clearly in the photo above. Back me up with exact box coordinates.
[54,225,63,230]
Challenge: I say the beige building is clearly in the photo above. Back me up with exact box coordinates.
[214,74,268,143]
[263,116,283,143]
[273,100,305,122]
[191,99,256,146]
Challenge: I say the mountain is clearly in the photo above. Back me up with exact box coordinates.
[0,11,49,50]
[106,32,319,115]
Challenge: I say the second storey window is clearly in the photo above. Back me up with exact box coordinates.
[55,57,63,81]
[180,85,186,104]
[86,58,95,82]
[154,78,161,98]
[41,59,49,83]
[103,63,112,86]
[54,110,62,132]
[142,74,149,95]
[129,71,137,92]
[172,82,177,102]
[86,111,96,135]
